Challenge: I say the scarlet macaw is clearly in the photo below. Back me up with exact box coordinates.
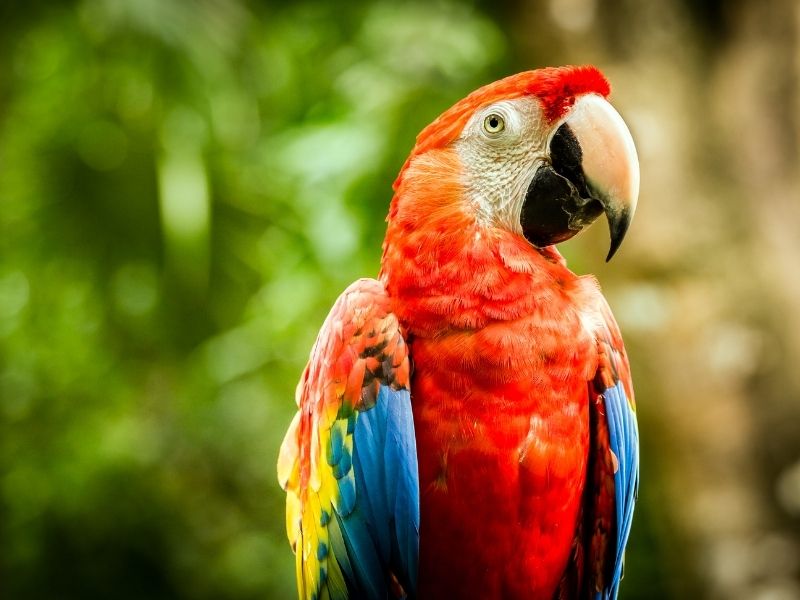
[278,65,639,600]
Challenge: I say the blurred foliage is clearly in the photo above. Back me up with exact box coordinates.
[0,1,507,598]
[3,0,800,599]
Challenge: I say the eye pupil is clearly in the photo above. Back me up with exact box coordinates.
[483,113,505,134]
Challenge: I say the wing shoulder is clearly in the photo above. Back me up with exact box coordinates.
[278,278,419,600]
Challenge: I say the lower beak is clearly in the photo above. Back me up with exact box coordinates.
[520,94,640,261]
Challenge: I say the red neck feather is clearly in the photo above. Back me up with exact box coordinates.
[382,66,607,335]
[380,147,575,337]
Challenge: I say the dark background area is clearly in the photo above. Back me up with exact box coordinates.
[1,1,799,598]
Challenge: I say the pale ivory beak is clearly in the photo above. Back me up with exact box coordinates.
[564,94,640,261]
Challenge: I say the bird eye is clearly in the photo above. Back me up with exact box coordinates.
[483,113,505,135]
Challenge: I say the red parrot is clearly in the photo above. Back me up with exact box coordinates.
[278,65,640,600]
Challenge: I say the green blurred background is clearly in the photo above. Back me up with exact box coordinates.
[2,1,800,598]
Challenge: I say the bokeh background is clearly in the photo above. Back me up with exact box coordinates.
[2,0,800,598]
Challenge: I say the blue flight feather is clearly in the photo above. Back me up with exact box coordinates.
[332,384,419,599]
[336,509,386,599]
[384,390,420,591]
[597,381,639,600]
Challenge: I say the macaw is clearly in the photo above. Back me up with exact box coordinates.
[278,65,640,600]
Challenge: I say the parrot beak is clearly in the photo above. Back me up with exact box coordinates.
[520,94,640,261]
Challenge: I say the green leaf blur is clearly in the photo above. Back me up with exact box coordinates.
[0,2,505,598]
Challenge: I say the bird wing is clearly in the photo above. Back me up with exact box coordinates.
[585,293,640,600]
[278,278,419,600]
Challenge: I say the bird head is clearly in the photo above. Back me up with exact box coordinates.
[390,65,639,262]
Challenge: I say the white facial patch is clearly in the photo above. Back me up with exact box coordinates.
[454,97,549,233]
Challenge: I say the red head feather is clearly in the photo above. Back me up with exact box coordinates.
[383,66,611,333]
[394,65,610,190]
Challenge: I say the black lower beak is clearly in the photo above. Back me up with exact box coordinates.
[520,163,604,248]
[520,123,603,248]
[520,122,631,261]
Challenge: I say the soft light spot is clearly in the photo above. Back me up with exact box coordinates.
[549,0,597,33]
[705,324,762,379]
[306,201,360,265]
[277,121,383,185]
[0,271,30,319]
[99,414,161,465]
[361,4,504,79]
[158,151,209,241]
[777,460,800,516]
[204,319,273,384]
[610,283,670,333]
[158,108,210,288]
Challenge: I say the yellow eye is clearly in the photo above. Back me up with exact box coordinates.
[483,113,505,134]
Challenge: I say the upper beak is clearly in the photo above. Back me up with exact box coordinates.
[561,94,640,261]
[520,94,640,261]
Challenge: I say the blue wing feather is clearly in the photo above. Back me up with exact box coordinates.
[337,385,419,598]
[596,381,639,600]
[279,279,419,600]
[383,389,420,591]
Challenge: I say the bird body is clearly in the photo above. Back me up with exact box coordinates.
[407,259,597,599]
[279,66,639,600]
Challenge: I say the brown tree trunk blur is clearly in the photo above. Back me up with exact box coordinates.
[507,1,800,598]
